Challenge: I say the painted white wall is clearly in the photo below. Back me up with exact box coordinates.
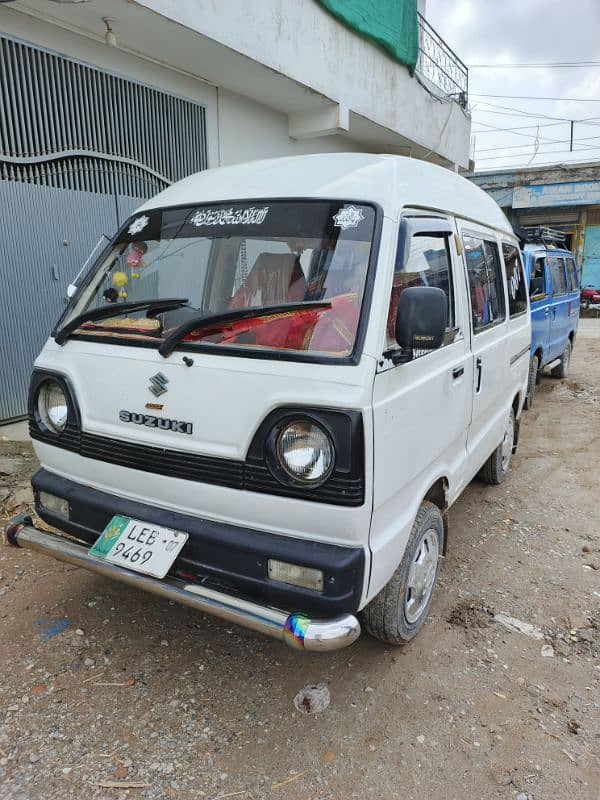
[1,1,469,172]
[217,89,363,166]
[133,0,470,167]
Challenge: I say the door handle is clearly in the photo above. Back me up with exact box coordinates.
[475,357,483,392]
[452,366,464,379]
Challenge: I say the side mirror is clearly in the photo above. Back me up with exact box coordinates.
[66,284,78,299]
[530,277,544,296]
[394,286,448,359]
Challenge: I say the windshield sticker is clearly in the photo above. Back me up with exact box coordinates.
[128,215,149,236]
[190,206,269,227]
[333,206,365,230]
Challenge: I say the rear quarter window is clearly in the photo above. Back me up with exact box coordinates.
[547,256,567,295]
[565,257,579,292]
[464,235,506,332]
[501,242,527,317]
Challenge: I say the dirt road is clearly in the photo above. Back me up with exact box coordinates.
[1,320,599,800]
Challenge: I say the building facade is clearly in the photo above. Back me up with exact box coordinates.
[0,0,470,422]
[469,162,600,292]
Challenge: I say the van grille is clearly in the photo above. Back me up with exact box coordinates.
[30,422,364,506]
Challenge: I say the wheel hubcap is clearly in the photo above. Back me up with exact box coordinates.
[501,413,514,472]
[404,529,440,624]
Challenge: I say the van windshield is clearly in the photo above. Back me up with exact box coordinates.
[62,200,376,360]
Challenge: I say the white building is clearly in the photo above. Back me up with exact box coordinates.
[0,0,470,420]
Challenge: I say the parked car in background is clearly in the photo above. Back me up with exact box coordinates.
[520,227,580,409]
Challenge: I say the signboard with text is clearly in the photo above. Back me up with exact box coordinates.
[513,180,600,209]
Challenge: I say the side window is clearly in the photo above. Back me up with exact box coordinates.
[501,242,527,317]
[386,232,455,352]
[547,256,567,295]
[464,236,506,333]
[565,257,579,292]
[530,258,546,297]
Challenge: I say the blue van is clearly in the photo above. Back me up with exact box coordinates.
[521,228,580,408]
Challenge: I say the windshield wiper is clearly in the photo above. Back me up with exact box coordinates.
[55,298,189,346]
[159,301,332,358]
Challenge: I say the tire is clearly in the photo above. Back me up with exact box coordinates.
[480,408,515,485]
[551,339,571,379]
[524,354,539,410]
[360,501,444,645]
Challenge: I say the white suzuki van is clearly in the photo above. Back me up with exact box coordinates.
[7,154,530,651]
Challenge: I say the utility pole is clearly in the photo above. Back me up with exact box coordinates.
[570,120,574,152]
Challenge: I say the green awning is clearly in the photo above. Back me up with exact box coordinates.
[317,0,419,70]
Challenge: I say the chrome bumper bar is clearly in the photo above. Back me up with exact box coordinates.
[5,519,360,652]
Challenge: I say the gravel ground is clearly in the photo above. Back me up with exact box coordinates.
[1,319,599,800]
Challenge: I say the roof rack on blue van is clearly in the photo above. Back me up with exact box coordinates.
[520,226,566,247]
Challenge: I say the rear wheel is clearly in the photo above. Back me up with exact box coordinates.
[524,354,539,410]
[360,501,444,645]
[480,408,515,485]
[551,339,571,379]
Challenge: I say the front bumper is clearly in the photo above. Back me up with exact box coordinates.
[5,518,360,651]
[31,469,365,615]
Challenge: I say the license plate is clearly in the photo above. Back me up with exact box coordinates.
[89,515,188,579]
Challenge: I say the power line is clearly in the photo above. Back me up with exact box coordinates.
[471,120,570,145]
[475,142,600,162]
[472,101,573,122]
[471,120,572,134]
[469,61,600,69]
[471,93,600,102]
[475,132,600,154]
[474,156,600,172]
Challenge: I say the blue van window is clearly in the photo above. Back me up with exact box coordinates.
[464,236,506,332]
[530,258,546,298]
[565,257,579,292]
[501,242,527,317]
[547,256,567,295]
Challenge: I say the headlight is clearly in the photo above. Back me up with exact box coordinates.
[275,420,335,485]
[36,381,68,433]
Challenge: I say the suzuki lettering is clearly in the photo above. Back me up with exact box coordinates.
[119,410,193,435]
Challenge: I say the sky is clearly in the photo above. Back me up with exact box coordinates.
[426,0,600,172]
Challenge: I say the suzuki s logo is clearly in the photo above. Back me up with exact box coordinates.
[149,372,169,397]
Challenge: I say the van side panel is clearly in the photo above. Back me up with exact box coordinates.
[458,224,517,470]
[369,216,473,600]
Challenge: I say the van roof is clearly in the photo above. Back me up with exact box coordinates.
[138,153,514,236]
[523,244,573,256]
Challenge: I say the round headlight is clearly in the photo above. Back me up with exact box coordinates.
[37,381,68,433]
[276,420,335,485]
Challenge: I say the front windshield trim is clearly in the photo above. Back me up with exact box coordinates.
[57,196,383,366]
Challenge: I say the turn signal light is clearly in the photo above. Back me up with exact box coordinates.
[39,491,69,519]
[267,559,324,592]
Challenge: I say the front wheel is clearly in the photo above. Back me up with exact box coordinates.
[360,501,444,645]
[480,408,515,485]
[551,339,571,379]
[524,354,539,410]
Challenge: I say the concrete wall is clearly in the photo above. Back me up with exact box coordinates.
[217,90,362,166]
[136,0,470,167]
